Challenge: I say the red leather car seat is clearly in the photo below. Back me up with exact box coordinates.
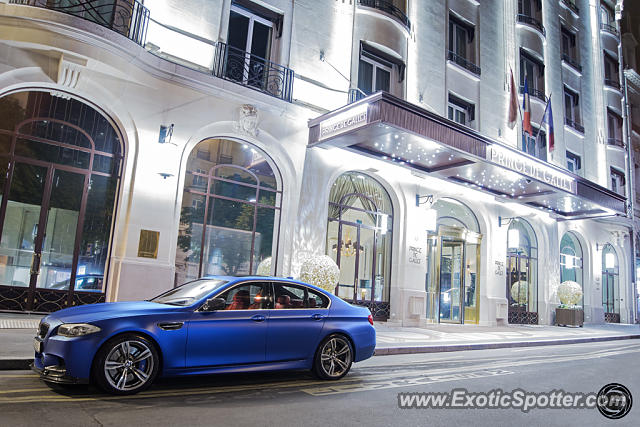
[226,290,250,310]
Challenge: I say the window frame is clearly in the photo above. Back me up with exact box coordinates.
[271,281,331,310]
[563,86,581,125]
[448,15,475,61]
[561,26,578,62]
[210,281,273,311]
[566,151,582,173]
[603,51,619,82]
[519,51,545,93]
[610,167,626,196]
[447,94,475,127]
[358,51,393,95]
[607,108,623,141]
[229,4,275,58]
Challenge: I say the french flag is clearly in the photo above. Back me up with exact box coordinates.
[522,77,533,136]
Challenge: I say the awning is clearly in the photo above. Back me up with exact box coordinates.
[308,92,627,218]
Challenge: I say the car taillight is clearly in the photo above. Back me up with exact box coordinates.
[368,314,374,325]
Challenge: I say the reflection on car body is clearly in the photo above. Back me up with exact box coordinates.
[32,276,376,395]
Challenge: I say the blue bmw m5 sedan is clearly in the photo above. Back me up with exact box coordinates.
[32,276,376,395]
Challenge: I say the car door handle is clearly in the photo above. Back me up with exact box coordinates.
[251,314,266,322]
[158,322,184,331]
[311,313,324,321]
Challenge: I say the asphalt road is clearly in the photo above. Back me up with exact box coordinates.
[0,341,638,426]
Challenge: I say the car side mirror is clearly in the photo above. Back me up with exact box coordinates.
[201,297,226,312]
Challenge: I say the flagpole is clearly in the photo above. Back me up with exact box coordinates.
[537,92,552,158]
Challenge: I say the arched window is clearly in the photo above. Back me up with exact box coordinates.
[506,218,538,324]
[175,139,281,284]
[602,244,620,322]
[0,90,122,312]
[560,232,584,307]
[325,172,393,319]
[432,197,480,233]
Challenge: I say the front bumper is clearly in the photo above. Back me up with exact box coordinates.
[30,362,88,385]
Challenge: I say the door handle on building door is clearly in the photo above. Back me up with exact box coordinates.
[30,253,41,275]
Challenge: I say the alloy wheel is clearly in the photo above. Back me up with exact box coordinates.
[103,340,155,392]
[319,336,352,378]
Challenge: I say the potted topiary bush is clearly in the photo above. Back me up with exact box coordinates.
[555,281,584,327]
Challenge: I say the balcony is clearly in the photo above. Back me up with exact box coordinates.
[348,88,368,104]
[560,0,579,15]
[561,54,582,73]
[604,78,621,91]
[519,85,547,103]
[8,1,295,102]
[9,0,149,46]
[607,138,626,149]
[358,0,411,30]
[565,118,584,133]
[601,23,619,38]
[447,51,481,76]
[517,14,545,37]
[213,43,294,102]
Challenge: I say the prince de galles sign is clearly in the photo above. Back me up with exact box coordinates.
[488,145,576,194]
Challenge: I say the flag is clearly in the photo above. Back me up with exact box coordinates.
[543,97,555,152]
[507,69,518,129]
[522,77,533,136]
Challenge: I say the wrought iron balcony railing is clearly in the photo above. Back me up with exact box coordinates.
[561,54,582,73]
[607,138,625,149]
[9,0,149,46]
[517,14,545,37]
[565,118,584,133]
[348,88,368,104]
[213,42,294,102]
[519,85,547,102]
[604,78,621,90]
[561,0,579,15]
[359,0,411,30]
[601,23,619,37]
[447,51,481,76]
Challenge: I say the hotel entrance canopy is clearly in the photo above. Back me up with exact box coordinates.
[308,92,627,219]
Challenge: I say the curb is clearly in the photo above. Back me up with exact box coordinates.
[0,359,32,370]
[373,334,640,356]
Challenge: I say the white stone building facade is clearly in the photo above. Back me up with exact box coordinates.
[0,0,636,326]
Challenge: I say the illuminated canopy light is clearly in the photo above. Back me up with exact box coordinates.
[488,145,575,193]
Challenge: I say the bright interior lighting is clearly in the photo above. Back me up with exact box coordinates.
[508,228,520,249]
[377,213,388,235]
[605,253,615,269]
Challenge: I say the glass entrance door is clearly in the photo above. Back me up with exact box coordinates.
[0,162,86,311]
[439,240,464,323]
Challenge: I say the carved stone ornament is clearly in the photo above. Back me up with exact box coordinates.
[235,104,259,137]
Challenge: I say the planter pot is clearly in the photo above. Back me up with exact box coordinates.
[555,308,584,327]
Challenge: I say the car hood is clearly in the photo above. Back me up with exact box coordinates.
[45,301,183,324]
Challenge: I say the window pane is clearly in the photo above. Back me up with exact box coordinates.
[228,10,250,51]
[358,60,374,94]
[274,283,329,309]
[37,169,85,290]
[250,21,272,60]
[219,283,267,310]
[375,68,390,92]
[74,174,117,293]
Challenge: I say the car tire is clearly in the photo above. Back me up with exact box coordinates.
[312,334,353,380]
[93,333,159,395]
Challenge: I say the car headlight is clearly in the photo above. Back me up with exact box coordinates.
[57,323,101,337]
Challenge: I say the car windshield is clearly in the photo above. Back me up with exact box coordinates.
[150,279,228,306]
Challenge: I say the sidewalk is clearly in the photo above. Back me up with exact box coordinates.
[1,313,639,369]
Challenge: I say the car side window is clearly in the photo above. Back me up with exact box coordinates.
[273,283,330,309]
[217,283,270,310]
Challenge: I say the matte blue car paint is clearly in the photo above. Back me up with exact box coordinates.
[34,276,376,382]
